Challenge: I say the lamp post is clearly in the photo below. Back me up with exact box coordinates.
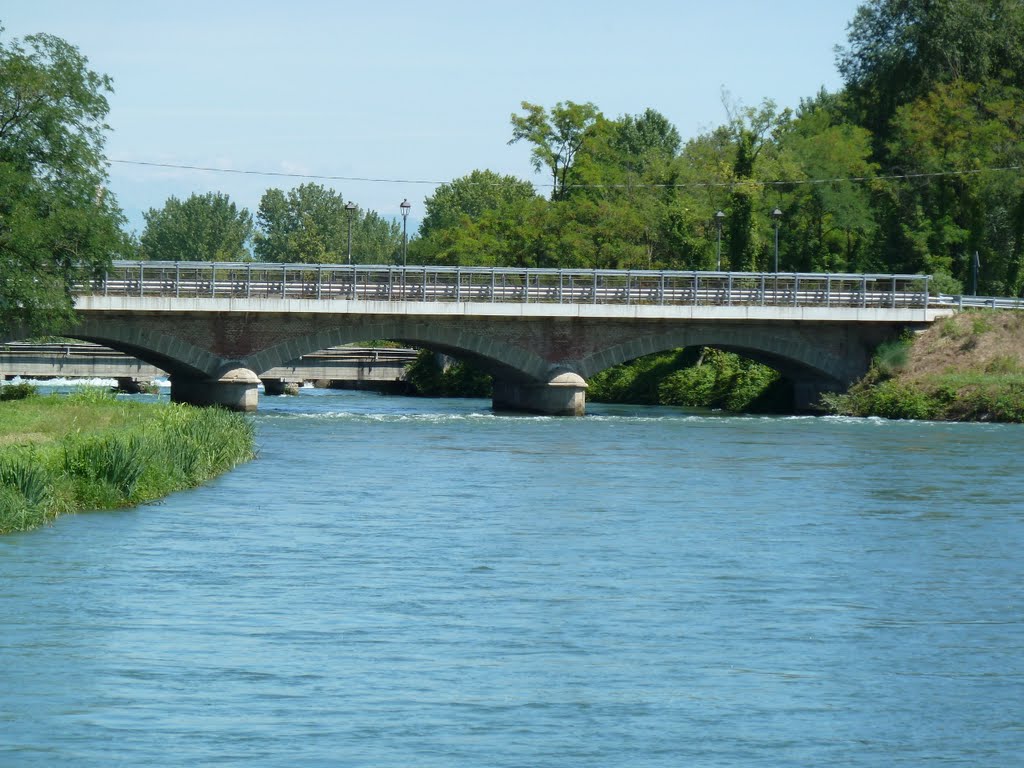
[345,201,357,265]
[714,210,725,271]
[400,199,411,267]
[771,208,782,273]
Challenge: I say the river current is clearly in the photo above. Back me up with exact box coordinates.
[1,388,1022,766]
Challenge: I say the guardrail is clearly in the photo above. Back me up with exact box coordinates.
[75,261,934,310]
[934,294,1024,310]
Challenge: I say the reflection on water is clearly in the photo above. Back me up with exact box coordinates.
[1,387,1022,767]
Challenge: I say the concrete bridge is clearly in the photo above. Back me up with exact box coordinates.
[7,261,948,415]
[0,343,417,395]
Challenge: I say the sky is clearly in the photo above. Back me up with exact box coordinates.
[3,0,865,234]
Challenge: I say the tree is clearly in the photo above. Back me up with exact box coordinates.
[253,184,402,264]
[140,192,253,261]
[418,170,537,239]
[509,101,601,200]
[887,78,1024,292]
[0,29,128,337]
[836,0,1024,152]
[253,183,347,263]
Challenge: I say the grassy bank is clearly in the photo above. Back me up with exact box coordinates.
[0,387,256,534]
[824,311,1024,422]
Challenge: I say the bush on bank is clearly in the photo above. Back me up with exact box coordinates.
[823,312,1024,422]
[589,348,792,412]
[0,388,256,534]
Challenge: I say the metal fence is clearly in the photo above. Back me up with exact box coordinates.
[77,262,935,310]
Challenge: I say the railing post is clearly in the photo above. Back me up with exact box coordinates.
[826,275,831,308]
[175,263,181,299]
[525,269,530,303]
[246,263,251,299]
[210,265,216,297]
[317,265,322,300]
[793,274,799,307]
[861,276,867,308]
[138,263,145,297]
[281,266,287,297]
[727,273,733,306]
[456,268,462,303]
[891,275,897,308]
[592,271,598,304]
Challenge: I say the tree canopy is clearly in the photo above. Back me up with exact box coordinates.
[0,29,128,336]
[141,192,253,262]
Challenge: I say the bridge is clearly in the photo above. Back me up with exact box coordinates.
[5,260,954,415]
[0,343,417,395]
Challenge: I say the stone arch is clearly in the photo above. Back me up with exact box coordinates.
[577,325,852,387]
[61,317,225,378]
[243,316,552,384]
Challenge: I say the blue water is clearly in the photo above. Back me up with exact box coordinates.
[1,389,1022,766]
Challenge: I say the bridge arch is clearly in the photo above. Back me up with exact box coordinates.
[67,317,225,378]
[577,325,852,385]
[243,317,553,384]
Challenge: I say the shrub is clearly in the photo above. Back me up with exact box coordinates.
[0,382,38,401]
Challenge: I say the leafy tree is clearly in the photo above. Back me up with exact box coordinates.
[254,183,347,263]
[837,0,1024,151]
[253,183,401,264]
[418,170,537,238]
[771,94,879,272]
[509,101,601,200]
[140,192,253,261]
[0,29,128,337]
[887,78,1024,291]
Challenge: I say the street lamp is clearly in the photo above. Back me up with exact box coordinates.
[400,199,411,267]
[345,201,357,265]
[771,208,782,273]
[714,210,725,271]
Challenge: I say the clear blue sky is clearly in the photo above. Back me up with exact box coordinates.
[3,1,864,234]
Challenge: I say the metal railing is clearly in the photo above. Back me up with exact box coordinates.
[934,294,1024,311]
[76,261,935,310]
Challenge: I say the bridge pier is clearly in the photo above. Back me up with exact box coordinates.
[493,371,588,416]
[261,377,301,396]
[791,376,845,413]
[115,376,153,395]
[170,367,260,411]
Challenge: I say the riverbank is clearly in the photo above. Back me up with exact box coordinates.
[824,310,1024,422]
[0,388,256,534]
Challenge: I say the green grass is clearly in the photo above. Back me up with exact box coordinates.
[0,390,256,534]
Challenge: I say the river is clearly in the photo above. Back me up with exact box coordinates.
[1,388,1022,766]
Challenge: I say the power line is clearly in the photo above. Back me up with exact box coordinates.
[108,157,1024,190]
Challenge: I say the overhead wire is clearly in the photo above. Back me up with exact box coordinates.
[107,158,1024,190]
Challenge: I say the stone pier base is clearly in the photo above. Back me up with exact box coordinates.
[792,376,845,413]
[261,377,301,396]
[115,377,153,394]
[493,371,588,416]
[170,367,260,411]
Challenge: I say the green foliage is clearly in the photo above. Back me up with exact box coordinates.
[405,350,492,398]
[0,396,255,534]
[509,101,601,200]
[588,348,789,412]
[873,335,913,379]
[141,192,254,261]
[826,379,935,420]
[0,382,37,401]
[0,29,130,337]
[254,183,401,264]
